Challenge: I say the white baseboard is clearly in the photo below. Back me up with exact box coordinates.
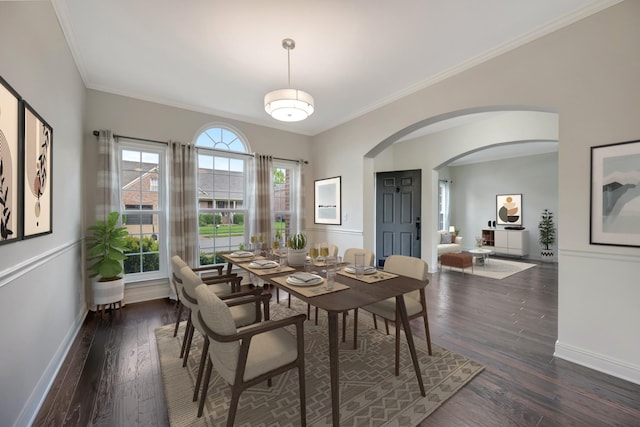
[555,341,640,385]
[21,305,88,427]
[124,281,171,304]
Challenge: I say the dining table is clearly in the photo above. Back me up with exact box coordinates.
[221,252,428,426]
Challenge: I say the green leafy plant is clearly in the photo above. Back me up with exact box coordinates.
[287,233,307,250]
[538,209,556,254]
[86,212,129,280]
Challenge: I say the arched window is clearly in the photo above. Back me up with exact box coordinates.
[195,126,249,265]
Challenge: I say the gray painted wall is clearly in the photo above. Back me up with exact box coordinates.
[0,2,86,426]
[449,152,559,260]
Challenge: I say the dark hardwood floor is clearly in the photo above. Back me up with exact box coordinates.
[34,259,640,426]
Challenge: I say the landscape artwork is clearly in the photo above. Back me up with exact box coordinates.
[0,76,21,245]
[591,139,640,247]
[496,194,522,226]
[23,102,52,238]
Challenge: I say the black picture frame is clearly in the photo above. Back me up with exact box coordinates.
[314,176,341,225]
[0,75,23,245]
[590,139,640,247]
[22,101,53,239]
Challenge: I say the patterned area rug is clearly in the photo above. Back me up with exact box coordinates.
[442,258,536,280]
[155,298,483,426]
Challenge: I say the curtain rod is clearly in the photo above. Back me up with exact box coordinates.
[92,130,308,164]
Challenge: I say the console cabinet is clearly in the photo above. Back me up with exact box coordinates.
[482,228,528,256]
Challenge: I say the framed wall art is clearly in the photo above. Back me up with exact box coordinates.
[0,76,22,245]
[314,176,341,225]
[23,101,52,238]
[590,139,640,247]
[496,193,522,226]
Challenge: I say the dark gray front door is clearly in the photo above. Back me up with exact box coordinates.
[375,169,421,267]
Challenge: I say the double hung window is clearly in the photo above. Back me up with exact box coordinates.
[119,141,167,281]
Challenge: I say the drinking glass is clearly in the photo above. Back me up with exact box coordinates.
[354,253,365,279]
[325,256,337,290]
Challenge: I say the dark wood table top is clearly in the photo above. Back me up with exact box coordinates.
[220,254,428,312]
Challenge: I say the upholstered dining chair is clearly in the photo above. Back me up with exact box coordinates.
[341,248,374,348]
[179,264,270,404]
[356,254,432,375]
[195,283,307,425]
[171,255,241,338]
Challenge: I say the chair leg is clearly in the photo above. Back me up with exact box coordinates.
[395,319,401,376]
[198,359,213,417]
[353,309,359,350]
[182,322,195,367]
[193,336,209,402]
[173,301,183,337]
[298,363,307,426]
[227,389,242,427]
[288,294,291,308]
[422,312,432,355]
[342,312,347,342]
[179,313,192,358]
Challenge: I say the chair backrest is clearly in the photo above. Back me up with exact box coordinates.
[180,265,203,310]
[343,248,374,266]
[328,244,339,257]
[171,255,188,296]
[195,284,240,385]
[383,255,428,281]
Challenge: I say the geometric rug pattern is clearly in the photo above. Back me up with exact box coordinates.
[442,258,537,280]
[155,298,484,426]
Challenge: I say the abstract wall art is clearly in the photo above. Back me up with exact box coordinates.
[23,101,52,238]
[496,194,522,226]
[0,76,22,245]
[314,176,341,225]
[590,139,640,247]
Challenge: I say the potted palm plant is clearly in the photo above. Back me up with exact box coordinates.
[286,233,307,267]
[86,211,129,308]
[538,209,556,260]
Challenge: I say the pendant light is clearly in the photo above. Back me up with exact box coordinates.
[264,38,314,122]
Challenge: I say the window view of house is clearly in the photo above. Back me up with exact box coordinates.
[196,127,248,265]
[119,145,165,279]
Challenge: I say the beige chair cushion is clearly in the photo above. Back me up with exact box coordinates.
[195,285,298,384]
[195,284,240,383]
[181,265,255,334]
[363,255,427,320]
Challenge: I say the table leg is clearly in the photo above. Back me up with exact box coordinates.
[396,296,426,396]
[225,262,233,275]
[328,311,340,426]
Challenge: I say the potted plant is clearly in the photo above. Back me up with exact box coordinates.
[538,209,556,260]
[287,233,307,267]
[86,211,129,309]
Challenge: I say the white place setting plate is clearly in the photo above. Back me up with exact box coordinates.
[248,260,279,269]
[343,265,377,275]
[230,251,254,258]
[286,272,324,286]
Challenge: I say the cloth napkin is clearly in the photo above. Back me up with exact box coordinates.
[290,272,321,282]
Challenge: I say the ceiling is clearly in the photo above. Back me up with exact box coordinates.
[52,0,615,136]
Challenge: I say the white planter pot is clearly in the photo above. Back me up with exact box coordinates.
[93,277,125,306]
[288,248,307,267]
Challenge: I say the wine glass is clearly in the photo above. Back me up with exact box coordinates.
[271,239,280,259]
[320,242,330,275]
[309,244,319,273]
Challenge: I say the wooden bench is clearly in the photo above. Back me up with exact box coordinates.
[439,252,473,275]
